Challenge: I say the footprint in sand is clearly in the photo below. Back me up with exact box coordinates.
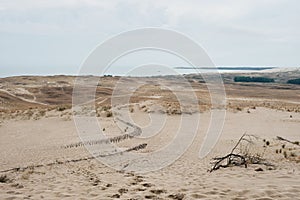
[142,183,154,188]
[118,188,128,194]
[144,194,159,199]
[168,193,185,200]
[150,189,167,195]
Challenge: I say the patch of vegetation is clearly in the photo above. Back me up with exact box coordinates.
[106,111,113,117]
[234,76,275,83]
[56,106,67,111]
[236,107,243,111]
[287,78,300,85]
[102,105,111,111]
[0,175,9,183]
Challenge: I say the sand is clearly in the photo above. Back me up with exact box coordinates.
[0,73,299,199]
[0,107,299,199]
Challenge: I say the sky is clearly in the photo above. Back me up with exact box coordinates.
[0,0,299,77]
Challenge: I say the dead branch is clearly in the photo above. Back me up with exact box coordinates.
[210,133,274,172]
[230,132,247,154]
[276,136,300,146]
[210,153,247,171]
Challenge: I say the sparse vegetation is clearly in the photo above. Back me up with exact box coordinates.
[102,105,111,111]
[283,151,288,158]
[57,105,68,111]
[275,136,300,161]
[290,152,296,157]
[106,111,112,117]
[129,107,134,113]
[236,107,243,111]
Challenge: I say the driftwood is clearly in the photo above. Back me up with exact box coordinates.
[210,133,274,172]
[210,153,247,171]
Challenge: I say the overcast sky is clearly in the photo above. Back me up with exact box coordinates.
[0,0,299,76]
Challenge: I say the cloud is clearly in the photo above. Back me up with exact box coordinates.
[0,0,114,10]
[0,0,299,74]
[0,0,298,37]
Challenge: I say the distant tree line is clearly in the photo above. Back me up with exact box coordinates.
[287,78,300,85]
[234,76,275,83]
[103,74,113,77]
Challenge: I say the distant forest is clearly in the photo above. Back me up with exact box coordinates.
[234,76,275,83]
[287,78,300,85]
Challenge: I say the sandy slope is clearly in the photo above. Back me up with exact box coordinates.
[0,107,299,199]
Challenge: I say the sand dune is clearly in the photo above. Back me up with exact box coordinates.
[0,73,299,199]
[0,107,299,199]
